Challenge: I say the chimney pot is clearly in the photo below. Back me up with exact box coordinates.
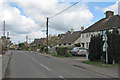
[105,11,114,18]
[81,27,84,31]
[71,29,74,34]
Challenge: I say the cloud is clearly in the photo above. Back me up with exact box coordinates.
[10,0,93,31]
[0,0,94,43]
[0,2,44,43]
[103,0,120,15]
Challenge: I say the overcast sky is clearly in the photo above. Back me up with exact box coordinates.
[0,0,120,44]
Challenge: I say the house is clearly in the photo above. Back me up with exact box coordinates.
[80,11,120,49]
[0,35,11,49]
[1,36,7,49]
[58,29,83,48]
[30,38,46,47]
[0,38,2,53]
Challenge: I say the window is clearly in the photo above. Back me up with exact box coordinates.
[64,43,66,45]
[59,44,61,46]
[103,30,106,35]
[82,34,84,38]
[89,33,91,37]
[86,33,89,38]
[100,31,103,35]
[109,29,113,32]
[68,43,71,45]
[86,42,89,48]
[81,43,85,47]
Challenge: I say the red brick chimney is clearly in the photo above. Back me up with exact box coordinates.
[105,11,114,18]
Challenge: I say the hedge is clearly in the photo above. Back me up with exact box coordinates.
[56,47,67,56]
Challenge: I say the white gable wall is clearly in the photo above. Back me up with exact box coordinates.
[80,31,100,49]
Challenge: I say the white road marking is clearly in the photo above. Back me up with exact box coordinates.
[23,53,51,71]
[40,63,51,71]
[59,76,64,79]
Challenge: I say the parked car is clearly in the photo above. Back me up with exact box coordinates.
[70,47,87,56]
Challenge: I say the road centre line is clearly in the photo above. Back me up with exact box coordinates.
[40,63,51,71]
[59,76,65,79]
[23,53,51,71]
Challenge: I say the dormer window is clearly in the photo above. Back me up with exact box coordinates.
[64,43,66,45]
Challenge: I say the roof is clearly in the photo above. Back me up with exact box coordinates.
[82,15,120,33]
[30,38,46,46]
[60,31,81,44]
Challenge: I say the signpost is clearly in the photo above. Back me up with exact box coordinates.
[104,34,108,63]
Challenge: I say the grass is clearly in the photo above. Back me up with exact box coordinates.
[48,52,72,58]
[82,61,119,67]
[48,53,65,57]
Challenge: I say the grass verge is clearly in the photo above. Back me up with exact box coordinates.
[82,61,119,67]
[48,52,72,58]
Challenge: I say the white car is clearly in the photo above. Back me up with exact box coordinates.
[70,47,87,56]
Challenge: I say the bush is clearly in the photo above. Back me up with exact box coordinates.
[107,29,120,63]
[88,35,103,61]
[56,47,67,56]
[40,45,46,53]
[64,51,72,57]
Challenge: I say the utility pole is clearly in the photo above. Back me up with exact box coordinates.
[46,17,49,54]
[18,41,20,50]
[26,36,28,43]
[3,21,5,37]
[6,32,9,49]
[2,21,6,50]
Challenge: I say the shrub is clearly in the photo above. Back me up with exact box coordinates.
[40,45,46,53]
[56,47,67,56]
[107,29,120,63]
[88,35,103,61]
[64,51,72,57]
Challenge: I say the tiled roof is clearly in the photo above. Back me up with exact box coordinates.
[82,15,120,33]
[60,31,81,44]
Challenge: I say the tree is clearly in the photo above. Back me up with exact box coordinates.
[19,43,28,50]
[48,35,60,48]
[107,29,120,64]
[88,35,103,61]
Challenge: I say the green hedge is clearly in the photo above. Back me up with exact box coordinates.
[56,47,67,56]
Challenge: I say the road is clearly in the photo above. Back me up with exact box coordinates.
[5,51,109,79]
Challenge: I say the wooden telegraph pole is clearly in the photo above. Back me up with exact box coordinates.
[46,18,49,54]
[3,21,5,37]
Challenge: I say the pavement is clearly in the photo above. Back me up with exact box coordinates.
[2,50,12,79]
[5,51,110,79]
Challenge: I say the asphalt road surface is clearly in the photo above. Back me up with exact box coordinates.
[5,51,109,78]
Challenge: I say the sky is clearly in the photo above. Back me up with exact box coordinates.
[0,0,120,44]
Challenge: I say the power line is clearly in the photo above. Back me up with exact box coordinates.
[40,22,46,27]
[49,21,65,28]
[49,1,81,19]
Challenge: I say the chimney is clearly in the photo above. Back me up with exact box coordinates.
[81,26,84,31]
[105,11,114,18]
[71,29,74,34]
